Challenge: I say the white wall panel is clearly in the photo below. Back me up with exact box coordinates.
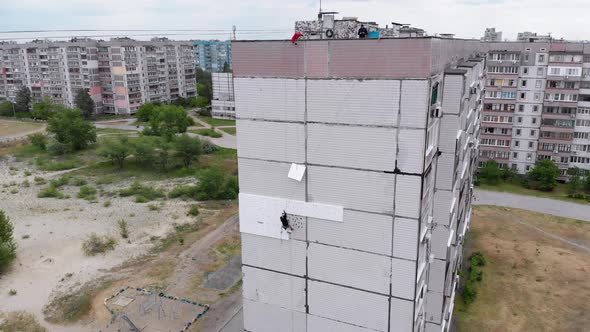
[433,190,453,226]
[390,297,414,332]
[393,217,419,260]
[308,281,389,331]
[397,129,426,174]
[238,158,305,201]
[428,258,447,293]
[307,315,377,332]
[242,266,306,312]
[431,225,450,260]
[425,291,444,324]
[400,80,429,128]
[435,153,455,190]
[439,115,460,154]
[235,77,305,121]
[308,123,396,171]
[307,79,400,126]
[308,243,391,294]
[394,175,422,219]
[309,210,393,256]
[241,233,306,276]
[425,322,442,332]
[391,257,416,300]
[243,299,307,332]
[237,120,305,163]
[441,74,463,115]
[308,166,395,214]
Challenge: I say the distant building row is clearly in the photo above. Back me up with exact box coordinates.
[483,27,552,42]
[193,40,232,73]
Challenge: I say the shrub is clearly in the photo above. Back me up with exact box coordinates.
[103,200,111,207]
[46,140,69,156]
[147,204,159,211]
[470,252,486,267]
[119,181,165,201]
[195,128,222,138]
[28,133,47,150]
[174,134,202,167]
[82,233,117,256]
[117,219,129,239]
[77,186,97,201]
[168,185,199,200]
[202,141,218,154]
[479,160,501,185]
[24,170,32,176]
[47,108,96,151]
[187,204,200,216]
[0,210,17,272]
[22,235,30,239]
[37,186,65,199]
[10,188,18,194]
[0,311,47,332]
[49,175,70,188]
[22,180,30,188]
[463,282,477,304]
[99,136,131,169]
[33,177,46,185]
[462,252,486,305]
[527,159,560,191]
[71,177,87,186]
[135,195,148,203]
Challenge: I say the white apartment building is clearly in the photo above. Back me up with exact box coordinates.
[211,72,235,119]
[233,37,485,332]
[0,38,196,115]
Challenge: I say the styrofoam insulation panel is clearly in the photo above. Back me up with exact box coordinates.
[237,120,305,163]
[389,296,415,332]
[307,79,400,126]
[400,80,429,129]
[308,243,391,294]
[234,77,305,121]
[392,217,419,260]
[425,321,443,332]
[425,291,444,324]
[308,210,393,256]
[435,153,455,190]
[394,174,422,219]
[391,257,417,300]
[427,258,447,293]
[433,190,453,226]
[307,123,397,171]
[431,225,450,260]
[397,128,426,174]
[241,233,306,276]
[243,298,307,332]
[308,280,389,331]
[307,314,378,332]
[238,158,305,201]
[441,74,463,115]
[239,193,343,240]
[438,115,460,154]
[242,266,306,312]
[308,165,395,214]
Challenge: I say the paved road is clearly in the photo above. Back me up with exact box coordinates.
[474,189,590,222]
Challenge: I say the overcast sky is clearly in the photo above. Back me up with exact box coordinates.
[1,0,588,42]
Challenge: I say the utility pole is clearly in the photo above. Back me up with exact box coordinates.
[232,26,236,41]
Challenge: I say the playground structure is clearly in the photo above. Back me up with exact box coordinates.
[103,287,209,332]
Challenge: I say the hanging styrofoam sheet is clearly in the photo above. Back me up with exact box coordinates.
[309,210,393,256]
[307,123,396,171]
[307,314,376,332]
[392,217,419,260]
[307,79,400,126]
[391,257,416,300]
[239,193,343,240]
[394,174,422,219]
[308,243,391,294]
[400,80,429,129]
[308,165,395,214]
[442,74,463,115]
[242,266,306,312]
[397,128,426,174]
[237,120,305,163]
[243,298,307,332]
[389,296,414,332]
[234,77,305,122]
[238,158,305,201]
[241,233,306,276]
[308,280,389,331]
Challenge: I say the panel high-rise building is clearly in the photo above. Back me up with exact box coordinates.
[234,36,485,331]
[0,38,196,115]
[193,40,232,72]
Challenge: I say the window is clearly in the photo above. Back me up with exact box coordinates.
[513,152,518,159]
[523,67,529,74]
[512,164,518,171]
[527,153,533,160]
[532,118,537,124]
[539,54,545,62]
[526,165,531,171]
[501,128,509,135]
[518,117,523,123]
[530,130,535,136]
[520,92,526,99]
[537,67,544,75]
[529,142,534,148]
[534,93,541,101]
[535,80,542,88]
[525,54,529,61]
[519,105,524,112]
[515,140,520,147]
[533,105,539,112]
[430,82,439,105]
[516,129,522,135]
[550,67,560,75]
[521,80,527,87]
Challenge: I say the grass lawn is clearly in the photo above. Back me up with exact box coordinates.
[454,206,590,331]
[478,181,590,205]
[189,128,222,138]
[219,127,236,136]
[0,119,44,136]
[196,115,235,127]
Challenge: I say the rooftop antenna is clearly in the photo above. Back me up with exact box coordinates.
[318,0,322,19]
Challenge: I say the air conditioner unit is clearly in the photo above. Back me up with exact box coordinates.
[470,87,477,95]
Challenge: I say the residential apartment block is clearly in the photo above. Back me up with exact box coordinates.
[0,38,197,114]
[234,37,485,332]
[479,42,590,177]
[482,28,502,42]
[193,40,232,72]
[211,72,235,119]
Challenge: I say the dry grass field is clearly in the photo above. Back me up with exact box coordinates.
[0,119,44,137]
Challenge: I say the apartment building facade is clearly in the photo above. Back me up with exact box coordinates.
[0,38,197,115]
[234,38,485,332]
[480,42,590,177]
[211,72,235,119]
[193,40,232,72]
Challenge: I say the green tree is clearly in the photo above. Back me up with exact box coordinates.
[584,173,590,193]
[196,68,212,102]
[132,137,156,165]
[222,62,231,73]
[174,134,202,167]
[154,138,171,171]
[99,136,131,169]
[74,88,95,118]
[0,101,14,116]
[47,108,97,151]
[144,105,193,139]
[31,96,54,120]
[0,210,17,272]
[527,159,560,191]
[15,86,31,113]
[479,160,502,185]
[136,103,156,123]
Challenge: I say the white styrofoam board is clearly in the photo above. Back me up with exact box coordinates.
[242,265,306,312]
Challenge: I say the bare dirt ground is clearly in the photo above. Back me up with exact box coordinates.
[455,205,590,332]
[0,119,46,143]
[0,155,241,331]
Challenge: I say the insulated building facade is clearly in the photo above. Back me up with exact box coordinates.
[211,72,235,119]
[0,38,196,115]
[480,42,590,177]
[234,38,485,332]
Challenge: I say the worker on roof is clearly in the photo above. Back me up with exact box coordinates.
[358,25,368,39]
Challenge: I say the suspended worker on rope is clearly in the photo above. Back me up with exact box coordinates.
[280,211,293,233]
